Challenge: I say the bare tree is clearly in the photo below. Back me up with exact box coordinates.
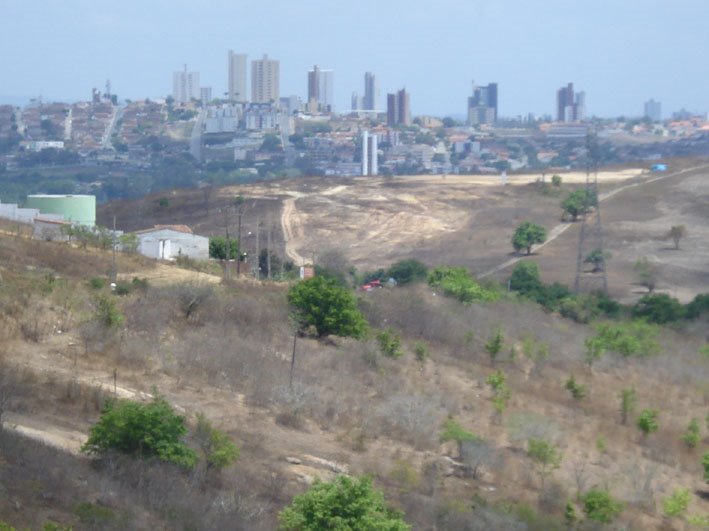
[667,224,687,250]
[459,438,501,479]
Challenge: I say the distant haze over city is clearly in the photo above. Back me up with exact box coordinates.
[1,0,707,118]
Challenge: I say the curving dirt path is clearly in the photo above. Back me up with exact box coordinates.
[281,197,307,265]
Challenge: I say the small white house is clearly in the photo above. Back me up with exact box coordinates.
[135,225,209,261]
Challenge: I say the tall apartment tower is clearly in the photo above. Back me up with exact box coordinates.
[644,99,662,121]
[467,81,498,125]
[556,82,585,122]
[172,65,200,103]
[251,54,280,104]
[387,88,411,126]
[363,72,377,111]
[228,51,248,102]
[361,131,378,176]
[307,65,334,112]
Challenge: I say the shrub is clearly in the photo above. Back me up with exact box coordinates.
[581,489,622,523]
[551,175,562,187]
[564,375,587,400]
[663,488,691,518]
[509,261,543,295]
[288,276,368,338]
[278,475,410,530]
[413,341,428,362]
[584,320,660,366]
[682,419,701,449]
[386,259,428,285]
[440,418,477,446]
[637,409,659,436]
[81,396,197,468]
[619,388,636,425]
[631,293,685,323]
[114,281,132,296]
[195,413,240,471]
[377,327,403,358]
[428,266,499,304]
[89,277,105,290]
[686,293,709,319]
[95,295,124,328]
[486,370,512,413]
[703,452,709,482]
[208,236,238,260]
[485,327,504,364]
[527,438,562,487]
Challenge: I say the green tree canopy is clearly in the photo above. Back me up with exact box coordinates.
[278,475,410,531]
[386,259,428,285]
[81,396,197,468]
[287,276,368,338]
[512,222,547,255]
[631,293,685,323]
[581,489,623,523]
[561,189,597,221]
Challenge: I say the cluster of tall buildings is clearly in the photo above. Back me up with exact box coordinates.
[556,82,586,123]
[307,65,334,113]
[467,82,498,126]
[386,89,411,126]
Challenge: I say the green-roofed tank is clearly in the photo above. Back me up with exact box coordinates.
[26,194,96,227]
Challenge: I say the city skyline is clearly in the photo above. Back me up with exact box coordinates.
[1,0,707,118]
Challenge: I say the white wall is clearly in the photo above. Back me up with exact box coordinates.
[136,229,208,260]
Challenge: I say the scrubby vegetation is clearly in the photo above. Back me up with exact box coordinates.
[0,229,708,530]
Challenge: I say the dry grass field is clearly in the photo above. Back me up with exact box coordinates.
[0,159,707,529]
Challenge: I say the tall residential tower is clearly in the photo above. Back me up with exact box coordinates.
[228,51,248,102]
[363,72,377,111]
[251,54,280,104]
[172,65,200,103]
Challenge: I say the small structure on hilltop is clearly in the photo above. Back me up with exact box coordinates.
[135,225,208,261]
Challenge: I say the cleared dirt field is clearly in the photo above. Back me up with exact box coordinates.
[99,159,709,302]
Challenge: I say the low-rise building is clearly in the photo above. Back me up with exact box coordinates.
[135,225,208,260]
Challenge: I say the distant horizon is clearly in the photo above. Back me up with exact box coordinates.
[2,92,700,122]
[2,1,707,119]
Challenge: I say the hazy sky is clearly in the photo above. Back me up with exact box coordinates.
[1,0,706,118]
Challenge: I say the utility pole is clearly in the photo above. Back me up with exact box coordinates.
[110,215,117,283]
[574,131,607,294]
[266,216,272,279]
[224,206,230,281]
[235,195,245,275]
[255,219,260,280]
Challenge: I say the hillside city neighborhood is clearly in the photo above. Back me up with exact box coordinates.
[1,51,708,203]
[3,3,709,527]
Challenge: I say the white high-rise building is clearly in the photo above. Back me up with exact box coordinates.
[361,131,378,176]
[228,51,248,102]
[251,54,280,104]
[172,65,200,103]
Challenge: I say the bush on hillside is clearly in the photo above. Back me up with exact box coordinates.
[386,259,428,285]
[631,293,685,323]
[428,266,499,304]
[278,475,410,531]
[287,276,368,338]
[81,396,197,468]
